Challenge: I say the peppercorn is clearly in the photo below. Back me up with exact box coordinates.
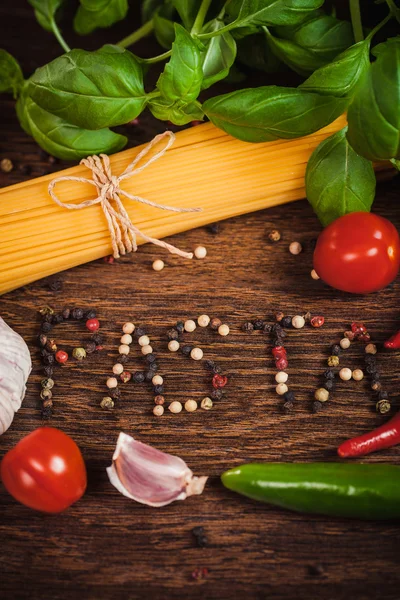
[92,333,104,345]
[211,389,223,400]
[168,340,179,352]
[242,322,254,332]
[145,370,155,382]
[312,400,323,413]
[289,241,302,255]
[208,222,220,234]
[276,357,288,370]
[376,399,391,414]
[85,310,97,320]
[351,322,367,335]
[304,311,312,322]
[52,313,64,324]
[41,322,53,333]
[275,311,284,322]
[213,374,228,389]
[192,526,208,548]
[43,365,54,378]
[268,229,281,242]
[85,341,97,354]
[146,353,157,364]
[358,333,371,343]
[154,384,164,395]
[153,405,164,416]
[169,401,182,414]
[364,355,376,365]
[365,343,377,355]
[352,369,364,381]
[339,368,352,381]
[62,308,71,319]
[331,344,341,356]
[86,318,100,332]
[281,316,292,329]
[324,379,334,391]
[252,319,264,330]
[181,345,193,356]
[41,348,51,358]
[149,362,159,372]
[154,395,165,405]
[378,390,388,400]
[43,354,55,365]
[210,317,222,330]
[263,323,272,333]
[324,369,335,380]
[38,333,47,347]
[134,326,146,338]
[19,164,31,175]
[284,391,295,402]
[111,387,121,399]
[282,401,294,414]
[42,406,52,419]
[119,354,129,364]
[167,328,180,341]
[72,347,87,360]
[185,399,198,412]
[41,378,54,390]
[315,388,329,402]
[133,371,145,384]
[371,381,382,392]
[340,338,351,350]
[201,397,213,410]
[204,359,215,371]
[42,313,53,324]
[176,321,185,334]
[120,371,132,383]
[366,364,377,376]
[71,308,84,320]
[42,398,53,409]
[327,356,339,367]
[272,323,285,336]
[100,397,114,410]
[39,306,54,316]
[311,316,325,328]
[40,388,52,400]
[292,315,305,330]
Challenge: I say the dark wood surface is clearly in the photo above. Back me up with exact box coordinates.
[1,3,400,600]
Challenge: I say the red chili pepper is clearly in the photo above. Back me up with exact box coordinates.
[384,330,400,349]
[338,411,400,458]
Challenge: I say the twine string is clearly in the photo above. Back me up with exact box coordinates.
[48,131,202,259]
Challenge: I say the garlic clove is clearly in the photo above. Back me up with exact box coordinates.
[107,432,208,507]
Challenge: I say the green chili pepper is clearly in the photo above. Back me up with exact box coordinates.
[221,463,400,520]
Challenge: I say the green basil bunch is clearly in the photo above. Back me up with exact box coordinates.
[0,0,399,223]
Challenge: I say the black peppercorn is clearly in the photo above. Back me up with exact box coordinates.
[52,314,64,324]
[364,354,376,364]
[41,406,52,419]
[38,333,47,347]
[378,390,388,400]
[212,364,222,374]
[153,384,164,395]
[192,526,208,548]
[253,319,264,330]
[242,322,254,332]
[111,387,121,399]
[272,324,286,338]
[72,308,84,320]
[40,348,51,358]
[85,341,97,354]
[134,326,146,338]
[324,379,334,391]
[92,333,104,345]
[43,354,55,365]
[41,322,53,333]
[62,308,71,319]
[366,364,377,376]
[204,359,215,370]
[146,353,157,364]
[149,362,158,372]
[43,365,54,378]
[176,321,184,334]
[19,164,31,175]
[41,313,53,323]
[263,323,272,333]
[312,400,323,413]
[284,391,295,402]
[324,369,335,380]
[145,370,155,381]
[331,344,341,356]
[282,401,294,413]
[211,389,223,400]
[281,316,292,329]
[181,345,193,356]
[85,310,97,320]
[133,371,145,383]
[119,354,129,364]
[48,279,63,292]
[167,328,180,341]
[208,222,220,234]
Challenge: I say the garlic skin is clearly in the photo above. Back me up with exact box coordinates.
[0,317,32,435]
[107,432,208,507]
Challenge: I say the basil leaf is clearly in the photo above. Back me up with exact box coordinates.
[226,0,324,29]
[149,97,203,125]
[74,0,128,35]
[153,10,176,49]
[237,32,282,72]
[300,40,370,97]
[17,93,127,160]
[171,0,202,29]
[347,37,400,161]
[268,14,354,76]
[203,86,347,142]
[201,18,237,89]
[28,0,65,32]
[28,45,147,130]
[157,24,202,102]
[306,127,375,226]
[0,50,24,98]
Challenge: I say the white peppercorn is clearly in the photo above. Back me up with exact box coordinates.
[194,246,207,259]
[339,368,352,381]
[292,315,305,329]
[122,322,135,334]
[185,399,198,412]
[218,324,230,336]
[198,314,210,327]
[310,269,320,280]
[152,375,164,386]
[169,400,183,414]
[340,338,351,350]
[168,340,180,352]
[191,347,203,361]
[141,344,153,355]
[289,241,302,255]
[275,372,288,384]
[106,377,118,389]
[120,333,132,345]
[152,259,164,271]
[112,363,124,375]
[315,388,329,402]
[153,405,164,416]
[276,383,288,395]
[119,344,130,355]
[184,319,196,332]
[365,343,377,355]
[352,369,364,381]
[138,335,150,347]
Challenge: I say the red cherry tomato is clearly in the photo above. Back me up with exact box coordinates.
[313,212,400,294]
[1,427,87,513]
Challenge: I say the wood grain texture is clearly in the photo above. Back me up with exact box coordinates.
[1,3,400,600]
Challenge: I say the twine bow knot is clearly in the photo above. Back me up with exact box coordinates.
[48,131,201,259]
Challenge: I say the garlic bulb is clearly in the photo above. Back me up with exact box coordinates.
[0,317,32,435]
[107,432,208,507]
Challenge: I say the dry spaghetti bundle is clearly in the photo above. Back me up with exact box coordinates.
[0,115,388,295]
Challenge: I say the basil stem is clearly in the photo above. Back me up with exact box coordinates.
[349,0,364,43]
[117,19,154,49]
[141,49,172,64]
[191,0,213,34]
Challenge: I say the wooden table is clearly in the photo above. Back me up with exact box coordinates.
[1,3,400,599]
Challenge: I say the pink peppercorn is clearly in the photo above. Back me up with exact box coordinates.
[351,322,367,335]
[272,346,287,360]
[212,374,228,389]
[311,316,325,328]
[276,357,288,370]
[120,371,131,383]
[86,318,100,332]
[358,333,371,343]
[55,350,68,364]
